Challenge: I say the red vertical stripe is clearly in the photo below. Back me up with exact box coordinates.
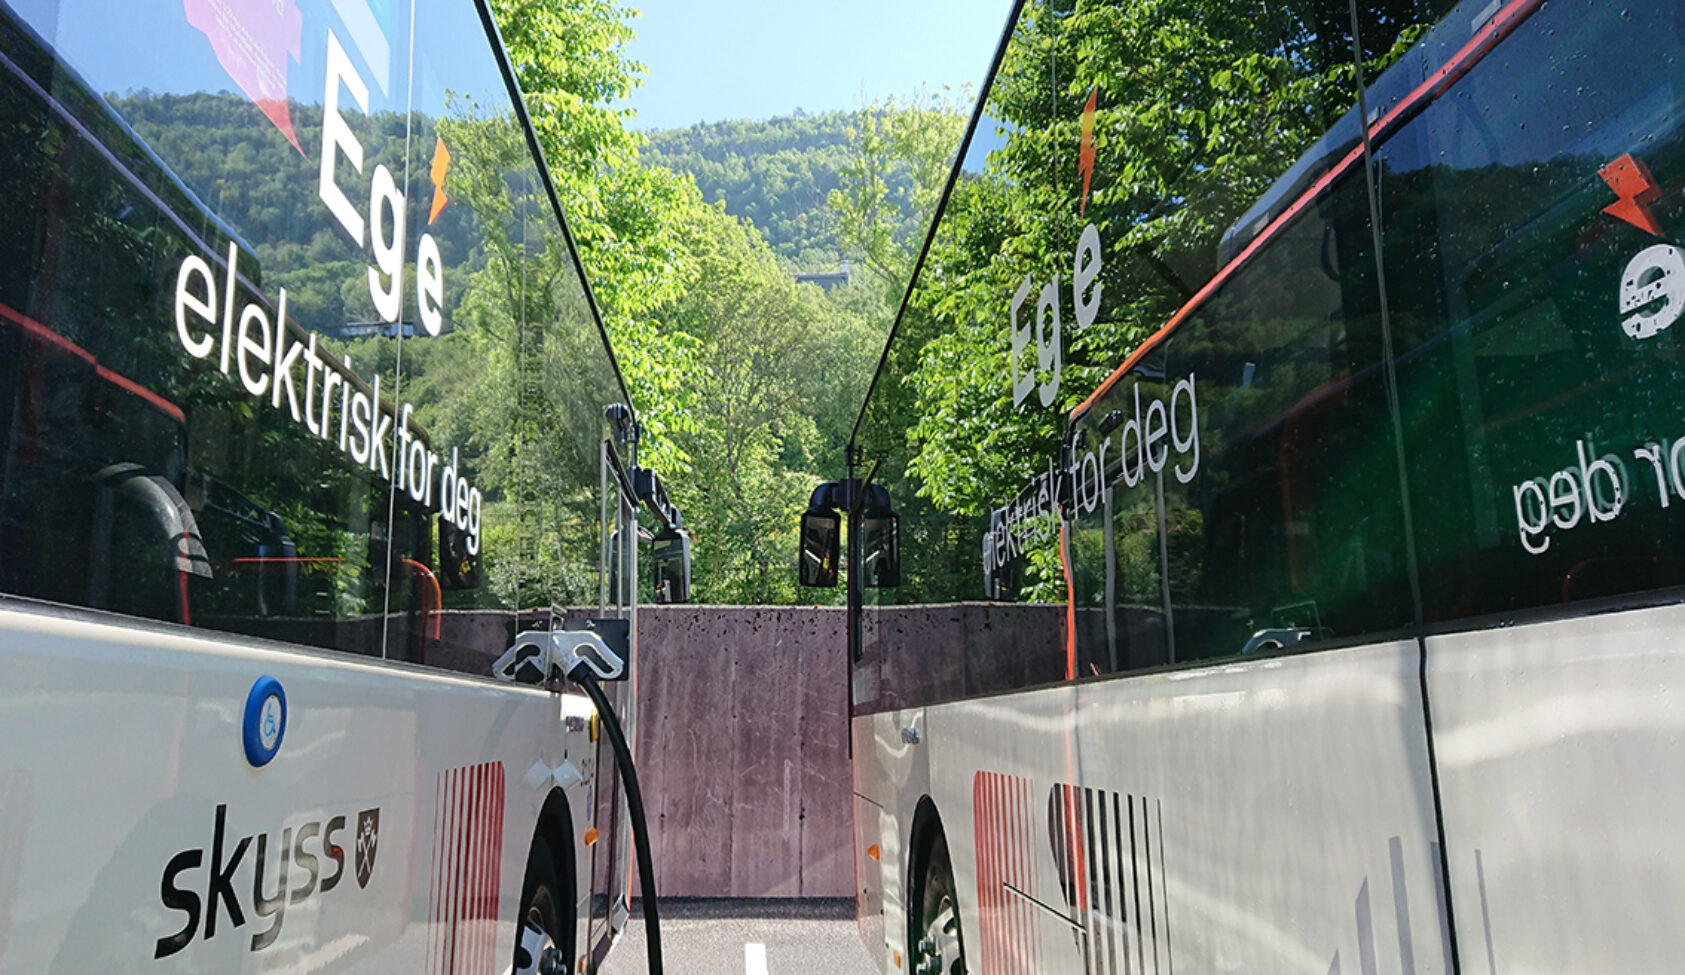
[451,767,470,974]
[439,768,454,975]
[484,763,494,971]
[988,772,998,975]
[1000,773,1011,975]
[984,774,997,969]
[975,774,1048,975]
[490,764,505,968]
[971,774,980,975]
[478,762,491,971]
[425,763,510,975]
[1026,779,1040,975]
[1025,780,1034,973]
[477,762,488,968]
[458,767,470,975]
[977,773,991,975]
[1010,777,1024,975]
[984,777,997,975]
[439,768,453,975]
[1009,775,1021,975]
[496,765,507,961]
[475,763,487,971]
[429,771,445,975]
[466,765,479,973]
[458,767,469,972]
[427,772,438,975]
[984,774,997,975]
[984,774,990,975]
[971,774,984,975]
[480,762,491,968]
[1007,774,1019,975]
[986,773,998,975]
[487,763,500,970]
[444,768,456,974]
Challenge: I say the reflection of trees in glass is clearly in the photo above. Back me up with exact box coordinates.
[0,62,397,630]
[418,97,607,609]
[860,0,1437,599]
[829,90,971,295]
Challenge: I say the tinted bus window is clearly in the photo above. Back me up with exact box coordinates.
[1156,176,1411,664]
[851,0,1442,707]
[1380,0,1685,621]
[0,0,632,665]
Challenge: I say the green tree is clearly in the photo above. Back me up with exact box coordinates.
[490,0,871,604]
[857,0,1434,599]
[829,89,971,295]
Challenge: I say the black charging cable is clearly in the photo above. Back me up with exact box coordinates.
[553,665,663,975]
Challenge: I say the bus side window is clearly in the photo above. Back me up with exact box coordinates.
[1158,183,1412,664]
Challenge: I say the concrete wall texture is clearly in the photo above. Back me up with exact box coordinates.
[632,602,1068,899]
[432,603,1067,899]
[634,606,852,898]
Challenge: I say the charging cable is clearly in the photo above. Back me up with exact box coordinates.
[496,630,664,975]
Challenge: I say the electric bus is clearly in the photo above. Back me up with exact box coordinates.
[0,0,662,971]
[834,0,1685,973]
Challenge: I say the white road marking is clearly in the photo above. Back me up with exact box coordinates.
[746,942,769,975]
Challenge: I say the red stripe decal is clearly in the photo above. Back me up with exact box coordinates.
[426,762,506,975]
[1004,777,1017,975]
[1070,0,1546,421]
[975,772,1042,975]
[0,301,187,423]
[427,771,442,974]
[478,762,491,970]
[979,772,993,975]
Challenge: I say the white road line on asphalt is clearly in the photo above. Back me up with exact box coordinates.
[746,941,769,975]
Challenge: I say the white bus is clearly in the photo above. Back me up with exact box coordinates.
[837,0,1685,973]
[0,0,661,971]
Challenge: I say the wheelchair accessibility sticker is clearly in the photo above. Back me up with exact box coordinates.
[243,675,287,767]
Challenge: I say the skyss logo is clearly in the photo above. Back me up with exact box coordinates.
[154,802,380,958]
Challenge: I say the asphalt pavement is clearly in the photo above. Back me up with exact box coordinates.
[598,899,879,975]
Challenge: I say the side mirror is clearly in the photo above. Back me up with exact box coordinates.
[859,513,899,588]
[652,527,691,604]
[799,508,840,588]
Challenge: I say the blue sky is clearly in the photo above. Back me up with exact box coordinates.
[617,0,1014,130]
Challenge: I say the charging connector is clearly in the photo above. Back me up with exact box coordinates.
[495,628,663,975]
[494,628,626,684]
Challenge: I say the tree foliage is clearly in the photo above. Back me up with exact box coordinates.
[492,0,892,604]
[829,88,971,295]
[642,112,857,267]
[851,0,1437,601]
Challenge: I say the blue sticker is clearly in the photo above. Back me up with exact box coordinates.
[243,676,287,767]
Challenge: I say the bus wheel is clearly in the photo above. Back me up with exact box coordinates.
[911,830,966,975]
[514,836,569,975]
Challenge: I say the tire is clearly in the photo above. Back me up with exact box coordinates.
[910,829,967,975]
[514,836,573,975]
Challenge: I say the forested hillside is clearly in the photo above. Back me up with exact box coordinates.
[642,111,918,270]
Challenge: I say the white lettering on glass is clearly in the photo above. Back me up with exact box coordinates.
[1620,243,1685,340]
[319,30,368,246]
[169,246,483,555]
[1009,223,1105,408]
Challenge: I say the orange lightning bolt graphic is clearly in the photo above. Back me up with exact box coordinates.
[429,137,451,225]
[1600,153,1663,236]
[1079,87,1097,217]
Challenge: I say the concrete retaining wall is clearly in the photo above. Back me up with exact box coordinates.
[634,606,851,898]
[355,603,1062,899]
